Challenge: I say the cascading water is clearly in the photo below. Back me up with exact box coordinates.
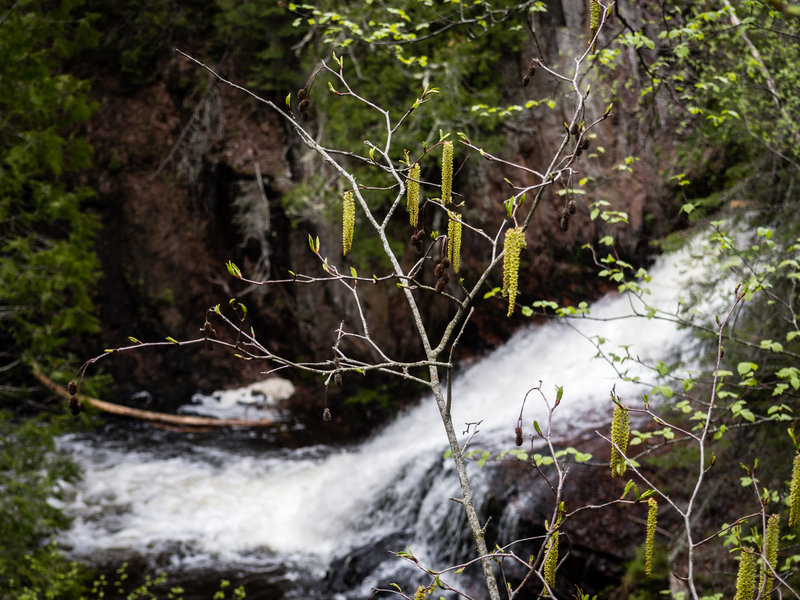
[56,244,717,598]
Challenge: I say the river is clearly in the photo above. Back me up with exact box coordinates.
[56,243,713,598]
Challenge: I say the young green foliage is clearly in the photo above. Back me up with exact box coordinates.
[342,190,355,256]
[502,227,526,317]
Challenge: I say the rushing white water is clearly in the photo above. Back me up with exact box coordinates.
[57,243,716,595]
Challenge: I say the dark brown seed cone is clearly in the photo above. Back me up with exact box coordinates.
[567,198,577,215]
[515,426,523,446]
[570,123,579,136]
[301,109,309,121]
[522,73,530,87]
[580,138,590,150]
[413,238,423,253]
[68,381,78,395]
[334,372,342,386]
[298,98,309,111]
[68,396,81,415]
[575,146,583,158]
[434,262,444,278]
[323,407,332,422]
[441,256,450,269]
[441,271,450,284]
[297,88,307,100]
[560,210,570,232]
[435,279,445,293]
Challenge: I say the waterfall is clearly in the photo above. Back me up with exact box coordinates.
[57,244,711,598]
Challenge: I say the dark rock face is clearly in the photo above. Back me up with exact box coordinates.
[83,2,682,430]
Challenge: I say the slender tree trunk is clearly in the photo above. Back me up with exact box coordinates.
[430,368,501,600]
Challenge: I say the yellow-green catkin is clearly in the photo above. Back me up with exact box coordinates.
[542,529,559,594]
[760,513,780,593]
[413,586,425,600]
[589,0,601,52]
[441,140,453,205]
[790,453,800,528]
[609,403,630,477]
[502,227,526,317]
[342,191,355,256]
[447,212,462,274]
[645,497,657,577]
[407,163,420,228]
[734,549,757,600]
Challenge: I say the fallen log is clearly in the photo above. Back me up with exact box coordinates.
[32,366,276,429]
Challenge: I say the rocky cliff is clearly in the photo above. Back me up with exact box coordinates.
[80,1,684,428]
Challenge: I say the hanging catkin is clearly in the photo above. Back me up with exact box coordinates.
[589,0,601,53]
[441,141,453,205]
[733,549,756,600]
[447,212,462,274]
[542,529,558,593]
[609,403,630,477]
[342,191,355,256]
[407,163,420,228]
[645,497,657,577]
[760,513,780,593]
[502,227,526,317]
[790,453,800,527]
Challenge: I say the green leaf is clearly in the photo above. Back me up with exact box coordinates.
[736,362,758,376]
